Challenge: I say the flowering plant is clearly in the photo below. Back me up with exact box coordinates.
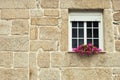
[72,43,102,56]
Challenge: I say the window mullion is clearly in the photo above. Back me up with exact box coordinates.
[84,22,87,45]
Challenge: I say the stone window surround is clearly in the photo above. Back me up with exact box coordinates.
[60,9,115,53]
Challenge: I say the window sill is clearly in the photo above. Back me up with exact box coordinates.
[67,51,107,54]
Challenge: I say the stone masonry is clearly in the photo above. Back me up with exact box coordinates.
[0,0,120,80]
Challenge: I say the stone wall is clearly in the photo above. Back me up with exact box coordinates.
[0,0,120,80]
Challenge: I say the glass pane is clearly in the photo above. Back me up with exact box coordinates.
[79,29,84,38]
[87,39,92,44]
[79,39,84,45]
[93,29,99,38]
[78,21,84,27]
[87,21,92,27]
[72,29,77,37]
[93,21,98,27]
[94,39,99,48]
[72,39,77,48]
[87,29,92,38]
[72,21,77,28]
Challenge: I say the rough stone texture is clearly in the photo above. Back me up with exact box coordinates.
[115,40,120,51]
[60,0,110,9]
[12,19,29,35]
[114,26,119,40]
[30,27,38,40]
[37,52,50,68]
[30,40,57,51]
[29,53,37,80]
[114,76,120,80]
[0,69,28,80]
[112,0,120,10]
[62,68,112,80]
[1,9,29,19]
[0,20,11,35]
[31,18,58,26]
[0,0,36,8]
[0,36,29,51]
[104,9,115,52]
[0,51,13,68]
[113,12,120,21]
[41,0,59,8]
[14,52,28,68]
[39,27,61,40]
[113,68,120,76]
[39,69,60,80]
[30,9,43,17]
[44,9,59,17]
[61,9,68,20]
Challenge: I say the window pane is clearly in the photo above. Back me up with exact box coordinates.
[78,21,84,27]
[72,29,77,37]
[93,29,99,38]
[72,21,77,28]
[87,29,92,38]
[94,39,99,48]
[79,39,84,45]
[87,39,92,44]
[87,21,92,27]
[93,21,98,27]
[79,29,84,38]
[72,39,77,48]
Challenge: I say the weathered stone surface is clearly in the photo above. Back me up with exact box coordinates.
[113,76,120,80]
[104,9,115,52]
[30,9,43,17]
[30,40,57,51]
[0,51,13,68]
[31,18,58,26]
[39,27,61,40]
[14,52,28,68]
[29,53,37,80]
[61,9,68,20]
[62,68,112,80]
[112,0,120,10]
[37,52,50,68]
[0,20,11,35]
[30,27,38,40]
[12,19,29,35]
[60,0,110,9]
[0,0,36,8]
[44,9,59,17]
[113,68,120,76]
[1,9,29,19]
[60,20,68,51]
[113,12,120,21]
[0,69,28,80]
[115,40,120,51]
[0,36,29,51]
[41,0,59,8]
[114,26,119,39]
[39,69,60,80]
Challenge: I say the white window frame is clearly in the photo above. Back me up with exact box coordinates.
[68,11,103,51]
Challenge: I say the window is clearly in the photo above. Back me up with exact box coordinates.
[69,11,103,51]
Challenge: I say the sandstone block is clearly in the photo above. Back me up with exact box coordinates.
[14,52,28,68]
[41,0,59,8]
[12,19,29,35]
[30,9,43,17]
[115,40,120,51]
[0,0,35,8]
[62,68,112,80]
[0,69,28,80]
[114,26,119,40]
[31,18,58,26]
[0,51,13,68]
[1,9,29,19]
[44,9,59,17]
[112,0,120,10]
[39,69,60,80]
[37,52,50,68]
[61,9,68,20]
[0,36,29,51]
[113,76,120,80]
[113,12,120,21]
[30,27,38,40]
[30,41,57,51]
[0,20,11,35]
[60,0,110,9]
[113,68,120,76]
[39,27,61,40]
